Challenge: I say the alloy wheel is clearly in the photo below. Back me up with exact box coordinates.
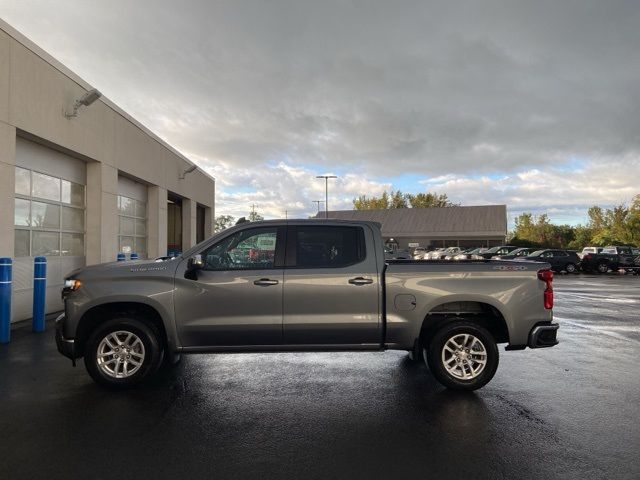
[441,333,487,380]
[96,330,146,378]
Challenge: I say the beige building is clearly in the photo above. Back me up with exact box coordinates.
[0,20,216,321]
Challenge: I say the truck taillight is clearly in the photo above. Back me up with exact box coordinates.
[537,269,553,309]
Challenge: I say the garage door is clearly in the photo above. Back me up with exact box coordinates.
[12,137,86,322]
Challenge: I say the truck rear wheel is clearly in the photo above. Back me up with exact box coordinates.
[425,321,499,391]
[84,316,163,388]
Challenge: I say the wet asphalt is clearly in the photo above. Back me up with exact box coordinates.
[1,273,639,480]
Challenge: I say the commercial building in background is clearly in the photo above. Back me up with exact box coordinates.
[0,20,216,321]
[320,205,507,251]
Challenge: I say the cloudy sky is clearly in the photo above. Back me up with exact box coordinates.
[2,0,639,226]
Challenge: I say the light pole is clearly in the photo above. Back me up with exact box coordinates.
[312,200,324,216]
[315,175,337,219]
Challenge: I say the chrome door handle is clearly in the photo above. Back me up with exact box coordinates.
[253,278,279,286]
[348,277,373,286]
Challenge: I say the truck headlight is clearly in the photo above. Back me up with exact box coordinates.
[62,279,81,298]
[64,279,82,290]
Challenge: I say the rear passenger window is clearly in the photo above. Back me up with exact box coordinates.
[295,226,365,268]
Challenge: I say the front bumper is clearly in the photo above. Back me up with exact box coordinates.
[528,322,559,348]
[55,313,76,361]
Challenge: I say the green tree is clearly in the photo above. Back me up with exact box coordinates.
[513,213,536,242]
[554,224,575,248]
[214,215,235,232]
[587,206,605,233]
[567,225,593,250]
[535,214,555,245]
[626,195,640,245]
[353,190,456,210]
[407,192,458,208]
[353,191,391,210]
[248,210,264,222]
[390,190,408,208]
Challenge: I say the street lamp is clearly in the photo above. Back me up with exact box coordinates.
[315,175,337,219]
[312,200,324,216]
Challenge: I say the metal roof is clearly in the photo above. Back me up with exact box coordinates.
[316,205,507,238]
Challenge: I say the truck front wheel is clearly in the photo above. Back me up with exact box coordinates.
[425,321,499,391]
[84,316,163,388]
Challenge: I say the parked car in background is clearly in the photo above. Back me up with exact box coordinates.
[423,248,443,260]
[384,247,411,260]
[492,247,536,260]
[412,247,427,259]
[578,246,603,259]
[444,247,472,260]
[453,248,488,260]
[478,246,519,259]
[580,246,640,274]
[430,247,463,260]
[518,249,581,273]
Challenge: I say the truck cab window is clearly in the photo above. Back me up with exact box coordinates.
[203,227,277,270]
[295,226,365,268]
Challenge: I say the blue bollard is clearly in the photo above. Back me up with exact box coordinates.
[130,252,139,260]
[32,256,46,333]
[0,257,11,343]
[117,253,126,261]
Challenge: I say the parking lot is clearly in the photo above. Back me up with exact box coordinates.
[1,273,639,480]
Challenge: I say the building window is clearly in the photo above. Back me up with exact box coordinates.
[13,167,85,257]
[118,195,147,258]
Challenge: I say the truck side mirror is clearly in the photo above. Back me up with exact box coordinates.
[185,254,204,280]
[187,254,204,271]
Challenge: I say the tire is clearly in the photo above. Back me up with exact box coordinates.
[84,316,163,388]
[565,262,577,274]
[424,320,499,391]
[597,262,609,274]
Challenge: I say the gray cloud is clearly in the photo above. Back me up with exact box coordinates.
[2,0,640,219]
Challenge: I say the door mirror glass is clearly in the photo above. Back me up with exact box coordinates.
[188,254,204,270]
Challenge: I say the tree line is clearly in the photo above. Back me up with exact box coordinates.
[510,195,640,249]
[353,190,457,209]
[214,211,264,232]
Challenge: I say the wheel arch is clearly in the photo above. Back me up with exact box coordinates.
[417,300,510,351]
[75,302,168,357]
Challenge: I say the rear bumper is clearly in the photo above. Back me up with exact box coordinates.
[528,322,559,348]
[55,313,76,360]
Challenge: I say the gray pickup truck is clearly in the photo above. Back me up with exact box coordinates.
[56,220,558,391]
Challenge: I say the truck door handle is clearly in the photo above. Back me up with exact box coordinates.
[253,278,279,286]
[348,277,373,286]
